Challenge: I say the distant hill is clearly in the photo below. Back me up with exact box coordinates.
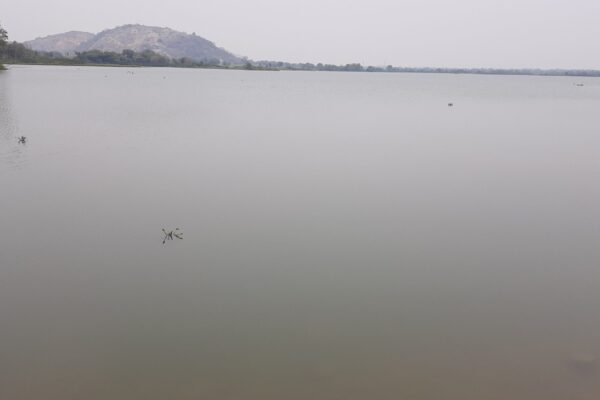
[24,31,94,54]
[25,24,242,64]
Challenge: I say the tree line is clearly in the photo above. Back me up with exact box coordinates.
[0,42,233,69]
[253,60,600,77]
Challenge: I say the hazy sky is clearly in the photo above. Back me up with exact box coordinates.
[3,0,600,69]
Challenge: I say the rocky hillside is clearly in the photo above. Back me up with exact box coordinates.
[25,31,94,54]
[25,24,242,64]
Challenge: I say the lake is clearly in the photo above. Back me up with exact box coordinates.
[1,65,599,399]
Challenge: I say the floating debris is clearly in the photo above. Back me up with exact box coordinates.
[448,103,454,107]
[574,83,585,87]
[17,136,26,144]
[162,228,183,244]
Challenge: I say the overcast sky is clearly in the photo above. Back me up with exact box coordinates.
[3,0,600,69]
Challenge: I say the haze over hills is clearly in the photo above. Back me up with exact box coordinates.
[25,24,243,64]
[23,31,95,54]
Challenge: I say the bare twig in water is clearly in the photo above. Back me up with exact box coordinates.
[162,228,183,244]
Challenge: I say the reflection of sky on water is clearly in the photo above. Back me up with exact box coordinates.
[0,72,26,172]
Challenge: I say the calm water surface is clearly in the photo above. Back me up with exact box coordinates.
[1,65,600,399]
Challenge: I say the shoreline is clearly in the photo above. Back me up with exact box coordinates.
[1,62,278,71]
[2,61,599,78]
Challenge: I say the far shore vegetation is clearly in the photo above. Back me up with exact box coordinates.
[1,24,600,77]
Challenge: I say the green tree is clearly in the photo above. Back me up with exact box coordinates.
[121,49,135,60]
[0,24,7,45]
[0,23,8,68]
